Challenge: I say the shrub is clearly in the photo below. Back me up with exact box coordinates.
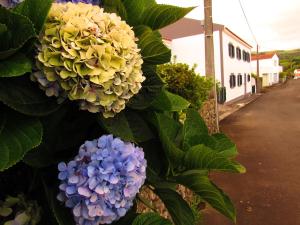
[279,72,287,79]
[157,60,214,109]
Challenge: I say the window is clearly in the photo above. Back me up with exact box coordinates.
[247,74,251,82]
[237,74,243,86]
[246,52,250,62]
[274,60,277,66]
[236,47,241,60]
[242,51,251,62]
[242,50,247,61]
[229,74,236,88]
[228,43,235,58]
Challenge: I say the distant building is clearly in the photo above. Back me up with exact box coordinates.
[251,53,283,87]
[160,18,253,103]
[294,69,300,79]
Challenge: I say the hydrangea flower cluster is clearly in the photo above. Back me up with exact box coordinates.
[0,0,24,8]
[33,3,145,118]
[57,135,147,225]
[0,0,99,8]
[56,0,100,4]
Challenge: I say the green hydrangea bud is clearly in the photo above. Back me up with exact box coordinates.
[0,195,41,225]
[34,2,145,118]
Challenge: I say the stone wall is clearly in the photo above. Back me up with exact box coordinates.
[137,185,195,220]
[200,99,219,134]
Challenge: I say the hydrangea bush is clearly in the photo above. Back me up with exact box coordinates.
[0,0,245,225]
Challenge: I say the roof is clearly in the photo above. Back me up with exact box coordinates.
[223,27,252,49]
[251,53,277,61]
[160,18,252,48]
[160,18,223,40]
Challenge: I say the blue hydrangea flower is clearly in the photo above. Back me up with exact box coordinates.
[0,0,100,8]
[0,0,24,8]
[55,0,100,5]
[57,135,147,225]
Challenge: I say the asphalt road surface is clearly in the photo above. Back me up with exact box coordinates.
[203,79,300,225]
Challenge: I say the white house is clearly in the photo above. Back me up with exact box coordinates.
[251,53,283,87]
[160,18,253,103]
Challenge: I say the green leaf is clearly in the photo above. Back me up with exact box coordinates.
[151,90,190,112]
[128,65,165,110]
[122,0,156,26]
[102,0,127,21]
[111,207,138,225]
[124,110,154,142]
[0,23,7,34]
[155,188,196,225]
[0,7,36,59]
[13,0,54,34]
[132,213,172,225]
[98,109,154,143]
[98,112,134,142]
[0,77,60,116]
[141,5,195,30]
[146,167,176,190]
[0,108,42,171]
[150,112,185,167]
[182,109,238,156]
[142,139,170,176]
[175,170,236,222]
[24,108,96,168]
[45,186,74,225]
[186,133,238,156]
[182,133,239,157]
[134,25,161,38]
[182,108,208,150]
[0,53,31,78]
[209,133,238,157]
[184,144,245,173]
[184,108,208,136]
[138,29,171,65]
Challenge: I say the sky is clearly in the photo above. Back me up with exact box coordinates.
[157,0,300,51]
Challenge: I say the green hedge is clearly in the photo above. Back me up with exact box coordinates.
[157,61,213,109]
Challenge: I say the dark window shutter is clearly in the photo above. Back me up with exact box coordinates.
[229,44,235,58]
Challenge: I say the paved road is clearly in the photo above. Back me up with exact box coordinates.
[203,79,300,225]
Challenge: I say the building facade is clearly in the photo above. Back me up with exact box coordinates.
[160,18,253,103]
[251,53,283,87]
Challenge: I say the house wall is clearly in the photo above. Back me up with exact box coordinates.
[170,31,222,84]
[251,54,283,86]
[222,31,252,101]
[168,30,252,103]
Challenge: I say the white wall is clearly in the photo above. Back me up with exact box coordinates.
[251,54,282,86]
[222,32,252,101]
[170,31,222,83]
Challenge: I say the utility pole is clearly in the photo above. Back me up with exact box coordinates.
[204,0,215,77]
[256,44,260,93]
[204,0,219,132]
